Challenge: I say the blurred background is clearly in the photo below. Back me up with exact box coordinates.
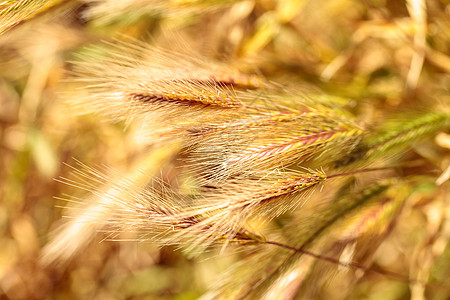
[0,0,449,299]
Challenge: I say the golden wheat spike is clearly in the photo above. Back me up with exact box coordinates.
[185,105,363,182]
[75,169,325,255]
[155,170,326,253]
[71,38,266,127]
[128,78,242,108]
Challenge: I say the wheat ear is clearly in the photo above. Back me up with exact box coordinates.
[186,104,363,182]
[71,38,264,126]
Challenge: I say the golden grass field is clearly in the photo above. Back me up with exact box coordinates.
[1,1,450,299]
